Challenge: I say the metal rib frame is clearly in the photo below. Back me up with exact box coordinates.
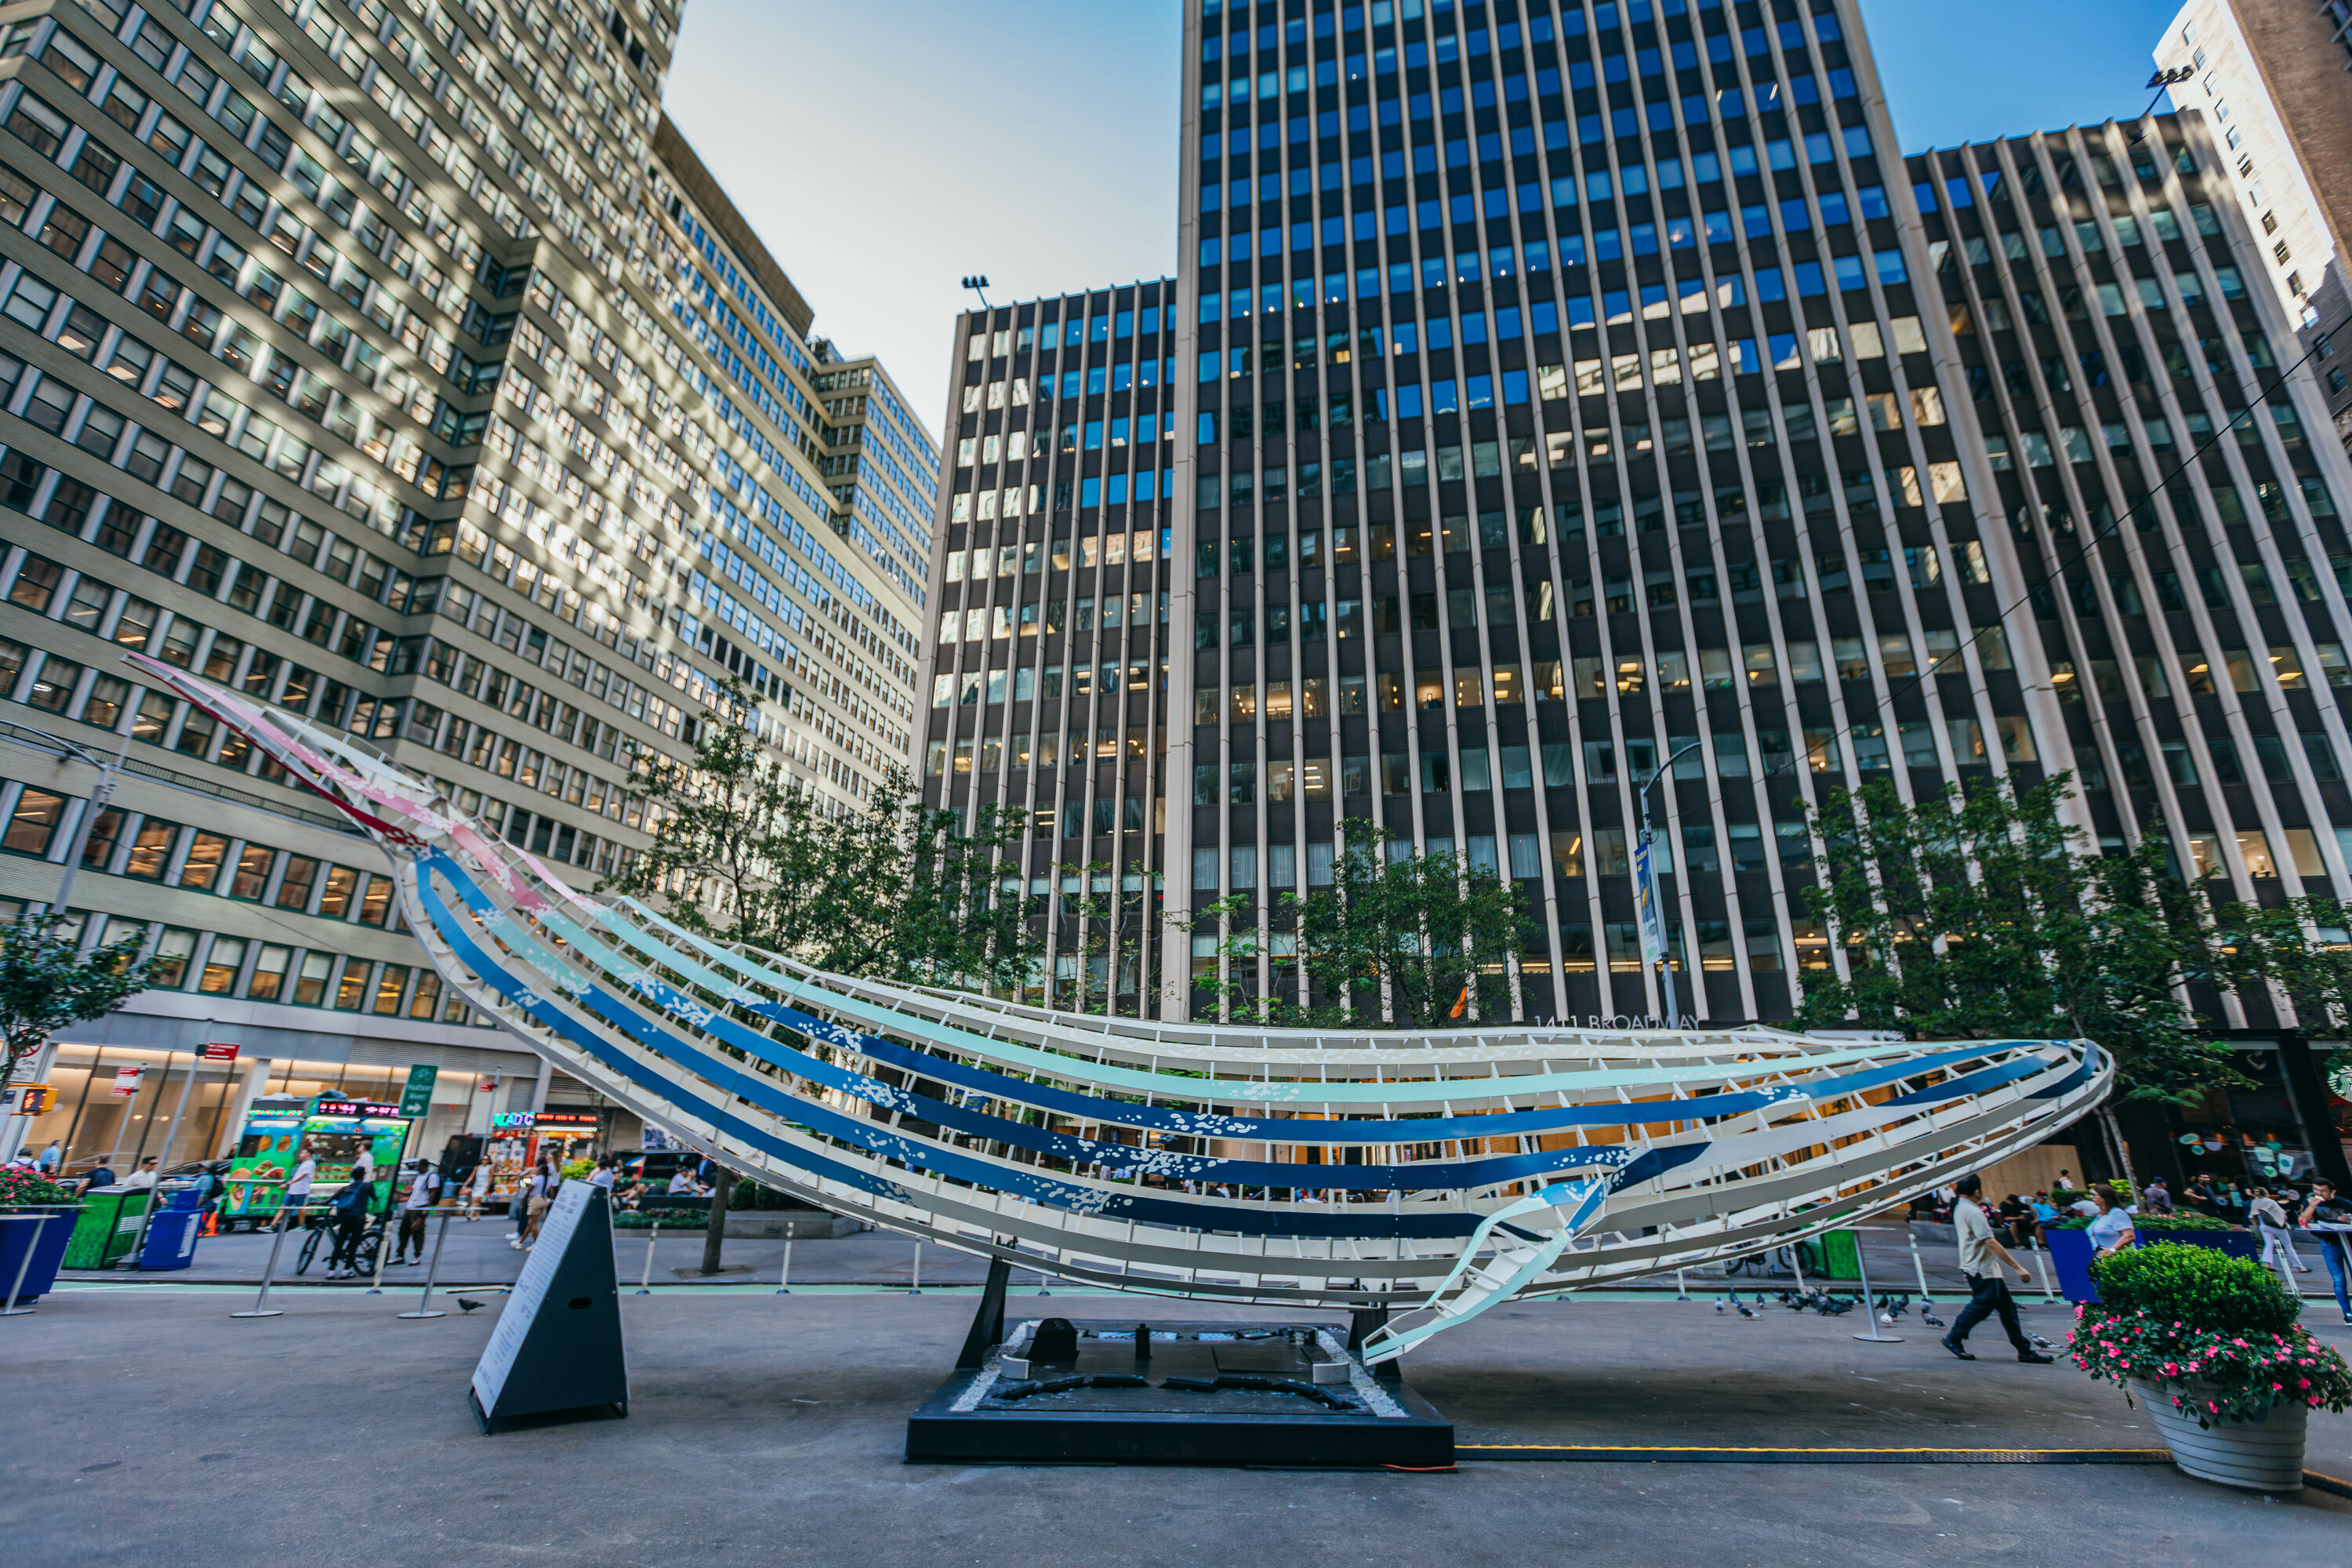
[137,656,2109,1346]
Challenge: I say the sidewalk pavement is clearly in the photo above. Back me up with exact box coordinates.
[5,1287,2346,1566]
[67,1218,2349,1307]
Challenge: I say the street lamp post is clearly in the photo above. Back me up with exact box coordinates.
[0,720,133,1162]
[1636,741,1704,1029]
[4,720,134,922]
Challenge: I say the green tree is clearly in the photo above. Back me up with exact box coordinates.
[1209,818,1523,1029]
[1792,774,2238,1102]
[0,914,156,1094]
[597,689,1040,993]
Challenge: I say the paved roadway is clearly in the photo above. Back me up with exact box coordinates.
[5,1286,2347,1566]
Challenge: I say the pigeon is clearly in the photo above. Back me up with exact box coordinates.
[1715,1296,1726,1313]
[1922,1308,1946,1329]
[1736,1299,1756,1319]
[456,1298,485,1313]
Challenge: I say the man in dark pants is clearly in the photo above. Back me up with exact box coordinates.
[325,1174,372,1279]
[1942,1173,2053,1363]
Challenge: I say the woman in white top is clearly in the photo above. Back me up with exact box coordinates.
[2084,1185,2135,1255]
[463,1159,494,1221]
[2250,1188,2311,1273]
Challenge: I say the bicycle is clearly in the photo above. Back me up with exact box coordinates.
[292,1207,384,1278]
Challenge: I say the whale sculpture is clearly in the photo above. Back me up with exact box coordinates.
[136,655,2108,1361]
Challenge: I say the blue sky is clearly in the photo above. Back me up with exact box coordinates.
[665,1,2183,437]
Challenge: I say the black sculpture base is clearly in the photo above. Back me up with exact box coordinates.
[905,1276,1450,1467]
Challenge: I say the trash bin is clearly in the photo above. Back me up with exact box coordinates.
[62,1190,151,1269]
[137,1189,205,1272]
[1804,1228,1861,1281]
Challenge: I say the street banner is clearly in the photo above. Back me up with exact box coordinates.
[1634,835,1667,965]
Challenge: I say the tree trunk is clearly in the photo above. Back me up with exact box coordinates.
[699,1167,731,1274]
[2096,1102,2140,1196]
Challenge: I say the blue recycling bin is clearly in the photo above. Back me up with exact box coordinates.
[136,1188,206,1272]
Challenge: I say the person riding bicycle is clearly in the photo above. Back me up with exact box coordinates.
[325,1171,372,1279]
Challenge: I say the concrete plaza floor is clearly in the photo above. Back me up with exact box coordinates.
[6,1283,2349,1566]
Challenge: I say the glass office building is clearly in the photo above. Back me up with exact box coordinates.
[923,0,2352,1040]
[0,0,928,1170]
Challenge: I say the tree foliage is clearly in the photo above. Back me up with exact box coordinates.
[597,696,1040,993]
[1790,773,2282,1102]
[0,914,156,1091]
[1203,818,1524,1029]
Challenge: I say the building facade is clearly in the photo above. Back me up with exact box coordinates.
[0,0,929,1176]
[2158,0,2352,446]
[922,0,2352,1070]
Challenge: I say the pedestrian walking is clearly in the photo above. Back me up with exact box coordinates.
[122,1156,160,1190]
[508,1170,532,1250]
[394,1159,437,1264]
[590,1155,616,1191]
[79,1160,116,1193]
[35,1140,61,1173]
[325,1172,371,1278]
[282,1142,317,1221]
[463,1158,492,1221]
[2299,1179,2352,1326]
[1941,1174,2053,1363]
[2251,1188,2310,1274]
[522,1158,555,1247]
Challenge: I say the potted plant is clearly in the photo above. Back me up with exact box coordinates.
[2070,1242,2352,1491]
[0,1164,85,1304]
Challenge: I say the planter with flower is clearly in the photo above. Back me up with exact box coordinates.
[2071,1242,2352,1491]
[0,1165,84,1305]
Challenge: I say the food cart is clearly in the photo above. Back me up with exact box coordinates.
[484,1109,606,1195]
[222,1094,412,1227]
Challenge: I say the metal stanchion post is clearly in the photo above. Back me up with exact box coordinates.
[1790,1242,1806,1294]
[1907,1230,1937,1312]
[1674,1268,1689,1301]
[2030,1236,2056,1304]
[909,1240,922,1296]
[1850,1224,1903,1343]
[635,1223,659,1295]
[775,1237,792,1295]
[365,1203,390,1295]
[1,1214,53,1316]
[230,1209,292,1318]
[398,1210,452,1319]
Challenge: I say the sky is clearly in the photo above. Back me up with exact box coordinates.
[663,1,2186,441]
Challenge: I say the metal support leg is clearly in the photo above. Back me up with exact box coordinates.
[956,1255,1012,1369]
[1850,1225,1902,1343]
[775,1237,792,1295]
[1348,1305,1402,1384]
[230,1210,291,1319]
[397,1210,452,1318]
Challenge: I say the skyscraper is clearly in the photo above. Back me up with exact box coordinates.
[0,0,929,1174]
[2156,0,2352,445]
[924,0,2352,1054]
